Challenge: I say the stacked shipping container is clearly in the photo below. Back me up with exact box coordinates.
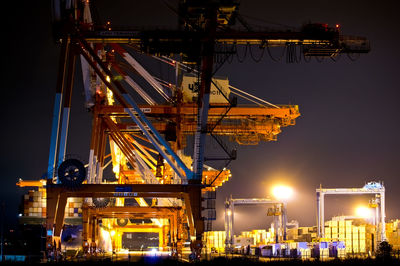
[22,188,83,218]
[23,188,46,217]
[386,219,400,250]
[324,218,373,254]
[203,231,225,253]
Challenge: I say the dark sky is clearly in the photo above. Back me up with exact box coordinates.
[3,0,400,233]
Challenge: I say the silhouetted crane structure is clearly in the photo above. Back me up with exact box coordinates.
[43,0,369,257]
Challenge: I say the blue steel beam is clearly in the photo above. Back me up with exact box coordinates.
[57,53,76,174]
[47,38,70,179]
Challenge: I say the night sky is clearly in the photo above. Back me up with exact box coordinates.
[3,0,400,233]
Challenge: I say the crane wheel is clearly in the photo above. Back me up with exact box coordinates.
[57,159,86,189]
[116,218,128,227]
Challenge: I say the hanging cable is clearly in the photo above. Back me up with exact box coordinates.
[302,46,312,63]
[236,43,249,63]
[249,45,265,63]
[266,44,285,62]
[227,44,235,64]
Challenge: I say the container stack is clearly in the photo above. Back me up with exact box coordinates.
[386,219,400,250]
[23,188,46,217]
[298,242,311,259]
[298,227,313,242]
[65,197,83,218]
[22,189,83,219]
[319,242,329,260]
[251,229,268,245]
[324,218,371,254]
[203,231,225,253]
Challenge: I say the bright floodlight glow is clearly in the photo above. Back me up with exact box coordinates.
[272,185,293,200]
[150,248,158,256]
[355,206,373,219]
[227,210,232,216]
[110,230,116,237]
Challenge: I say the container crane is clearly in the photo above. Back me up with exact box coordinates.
[40,0,370,257]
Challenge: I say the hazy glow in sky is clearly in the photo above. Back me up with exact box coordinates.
[355,206,373,219]
[272,185,294,201]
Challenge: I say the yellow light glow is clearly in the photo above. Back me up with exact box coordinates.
[272,185,293,200]
[110,230,116,237]
[227,210,232,216]
[99,228,112,252]
[355,206,373,219]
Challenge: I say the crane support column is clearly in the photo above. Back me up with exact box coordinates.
[317,191,321,238]
[47,38,70,179]
[282,203,288,241]
[193,7,217,181]
[380,191,386,241]
[321,193,325,238]
[57,52,76,172]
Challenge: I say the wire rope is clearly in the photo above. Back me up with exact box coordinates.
[229,85,280,109]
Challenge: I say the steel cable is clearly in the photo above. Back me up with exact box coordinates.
[266,45,285,62]
[249,45,265,63]
[236,43,249,63]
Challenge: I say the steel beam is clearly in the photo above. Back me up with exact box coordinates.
[47,38,70,179]
[57,51,76,173]
[96,104,300,120]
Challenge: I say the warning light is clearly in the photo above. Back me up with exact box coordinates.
[335,24,340,28]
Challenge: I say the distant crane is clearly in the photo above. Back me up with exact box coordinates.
[316,181,386,242]
[225,196,287,253]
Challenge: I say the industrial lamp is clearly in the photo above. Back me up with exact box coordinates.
[272,185,294,201]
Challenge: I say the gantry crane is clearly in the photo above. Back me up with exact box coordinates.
[316,181,386,242]
[40,0,369,257]
[224,196,287,253]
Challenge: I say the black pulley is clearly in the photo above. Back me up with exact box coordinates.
[116,218,128,227]
[92,198,111,208]
[57,159,86,189]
